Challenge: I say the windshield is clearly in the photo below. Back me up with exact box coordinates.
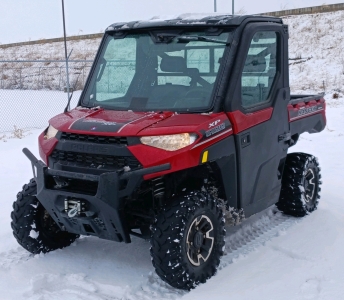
[81,29,232,112]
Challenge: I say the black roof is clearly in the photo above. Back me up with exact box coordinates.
[106,14,283,31]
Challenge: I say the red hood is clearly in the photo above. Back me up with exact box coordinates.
[138,113,217,135]
[49,107,174,136]
[49,107,228,137]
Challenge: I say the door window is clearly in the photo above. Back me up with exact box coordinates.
[241,31,277,108]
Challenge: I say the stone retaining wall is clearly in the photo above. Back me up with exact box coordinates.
[261,2,344,17]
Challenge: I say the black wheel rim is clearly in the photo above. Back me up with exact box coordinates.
[186,215,214,266]
[304,168,316,203]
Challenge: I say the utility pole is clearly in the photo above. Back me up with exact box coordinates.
[232,0,234,15]
[214,0,217,12]
[61,0,71,108]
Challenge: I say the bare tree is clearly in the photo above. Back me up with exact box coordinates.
[280,2,289,10]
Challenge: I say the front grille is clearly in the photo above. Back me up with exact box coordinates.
[61,132,128,145]
[50,150,141,170]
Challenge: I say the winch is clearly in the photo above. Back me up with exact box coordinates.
[64,198,87,218]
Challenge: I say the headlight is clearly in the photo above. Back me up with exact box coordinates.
[44,125,58,140]
[140,133,198,151]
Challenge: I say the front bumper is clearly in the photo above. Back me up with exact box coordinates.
[23,148,170,243]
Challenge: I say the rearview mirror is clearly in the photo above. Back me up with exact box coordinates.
[160,56,186,72]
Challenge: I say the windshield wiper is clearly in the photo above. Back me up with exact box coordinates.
[177,35,229,45]
[156,33,229,45]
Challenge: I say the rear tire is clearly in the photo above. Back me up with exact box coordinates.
[277,153,321,217]
[11,178,79,254]
[150,191,225,290]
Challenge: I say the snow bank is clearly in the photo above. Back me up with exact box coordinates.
[1,10,344,95]
[285,10,344,94]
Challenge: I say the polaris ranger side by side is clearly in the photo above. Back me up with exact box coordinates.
[11,14,326,290]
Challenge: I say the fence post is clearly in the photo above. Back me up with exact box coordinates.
[82,62,85,88]
[19,68,22,89]
[59,66,63,90]
[42,68,44,89]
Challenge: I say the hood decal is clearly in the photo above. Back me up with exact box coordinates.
[70,118,129,133]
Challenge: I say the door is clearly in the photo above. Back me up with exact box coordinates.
[226,24,290,217]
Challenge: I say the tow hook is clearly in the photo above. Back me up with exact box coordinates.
[65,199,86,218]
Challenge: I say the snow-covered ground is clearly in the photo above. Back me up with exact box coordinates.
[0,94,343,299]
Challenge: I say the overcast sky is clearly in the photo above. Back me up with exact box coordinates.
[0,0,341,44]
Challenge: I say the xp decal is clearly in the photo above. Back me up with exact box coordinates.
[209,120,221,128]
[205,123,226,137]
[193,119,232,149]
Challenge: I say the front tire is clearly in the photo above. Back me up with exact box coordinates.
[11,178,79,254]
[277,153,321,217]
[150,191,225,290]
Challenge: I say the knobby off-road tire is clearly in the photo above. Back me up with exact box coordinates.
[277,153,321,217]
[150,191,225,290]
[11,178,79,254]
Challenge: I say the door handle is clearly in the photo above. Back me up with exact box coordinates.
[241,133,251,148]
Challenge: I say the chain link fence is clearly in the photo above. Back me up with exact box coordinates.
[0,60,92,133]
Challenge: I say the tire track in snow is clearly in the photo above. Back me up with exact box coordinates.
[0,246,32,270]
[123,207,302,299]
[23,271,186,300]
[220,206,301,270]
